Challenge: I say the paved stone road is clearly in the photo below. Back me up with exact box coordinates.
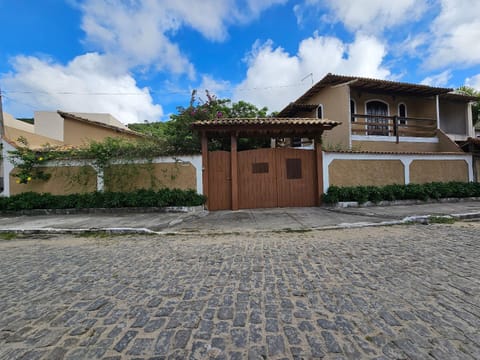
[1,223,479,359]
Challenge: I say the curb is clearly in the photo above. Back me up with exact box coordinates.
[0,206,205,217]
[1,211,479,236]
[331,197,480,209]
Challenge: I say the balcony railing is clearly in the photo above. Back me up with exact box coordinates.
[351,114,437,143]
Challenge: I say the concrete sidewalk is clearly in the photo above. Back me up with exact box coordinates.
[0,200,479,235]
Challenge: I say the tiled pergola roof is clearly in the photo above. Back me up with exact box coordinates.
[192,117,340,137]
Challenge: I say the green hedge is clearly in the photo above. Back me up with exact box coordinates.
[323,182,480,204]
[0,189,206,211]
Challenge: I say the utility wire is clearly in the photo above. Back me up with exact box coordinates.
[2,81,309,96]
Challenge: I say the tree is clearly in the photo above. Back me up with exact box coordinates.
[128,121,166,138]
[163,90,271,154]
[457,86,480,126]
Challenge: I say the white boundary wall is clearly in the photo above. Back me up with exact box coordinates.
[1,140,16,197]
[322,151,473,193]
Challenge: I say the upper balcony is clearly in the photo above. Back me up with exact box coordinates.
[351,114,437,143]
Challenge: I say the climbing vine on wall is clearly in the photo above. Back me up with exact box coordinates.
[8,136,171,189]
[8,137,53,184]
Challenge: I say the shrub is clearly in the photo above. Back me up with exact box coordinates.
[0,189,206,212]
[323,181,480,204]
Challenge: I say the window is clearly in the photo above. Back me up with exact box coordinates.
[252,162,269,174]
[366,100,389,136]
[317,105,323,119]
[350,99,356,122]
[398,103,407,125]
[286,158,302,179]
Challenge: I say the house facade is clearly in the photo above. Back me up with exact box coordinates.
[278,73,476,152]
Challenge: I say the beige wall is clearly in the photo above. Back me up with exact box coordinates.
[436,130,462,152]
[439,99,467,135]
[308,85,350,149]
[104,162,197,192]
[63,118,140,146]
[329,159,405,186]
[10,166,97,195]
[34,111,64,141]
[410,160,469,183]
[9,161,197,195]
[4,126,63,148]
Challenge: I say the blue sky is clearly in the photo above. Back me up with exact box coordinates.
[1,0,479,124]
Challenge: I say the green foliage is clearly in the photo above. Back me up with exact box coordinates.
[457,86,480,126]
[128,121,167,138]
[8,136,169,187]
[323,181,480,204]
[73,137,168,167]
[0,232,17,240]
[17,118,34,125]
[0,189,206,211]
[428,216,456,224]
[8,137,53,184]
[138,90,271,154]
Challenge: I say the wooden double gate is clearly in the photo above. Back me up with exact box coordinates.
[208,148,318,210]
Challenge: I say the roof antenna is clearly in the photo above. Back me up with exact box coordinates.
[301,73,313,85]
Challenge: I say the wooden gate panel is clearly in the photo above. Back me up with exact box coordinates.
[238,148,277,209]
[208,151,231,210]
[276,148,317,207]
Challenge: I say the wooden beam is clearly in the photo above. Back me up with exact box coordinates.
[231,133,239,211]
[314,136,323,206]
[201,132,209,209]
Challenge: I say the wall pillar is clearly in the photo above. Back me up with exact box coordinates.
[231,133,239,210]
[94,166,104,192]
[467,102,474,138]
[1,140,15,197]
[201,132,209,209]
[401,158,413,185]
[436,95,441,129]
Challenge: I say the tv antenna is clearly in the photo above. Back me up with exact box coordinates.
[301,73,313,85]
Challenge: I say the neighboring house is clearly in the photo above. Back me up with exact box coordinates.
[1,110,144,195]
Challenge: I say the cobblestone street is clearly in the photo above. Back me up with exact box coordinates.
[1,223,479,359]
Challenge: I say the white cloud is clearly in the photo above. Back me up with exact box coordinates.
[233,34,390,112]
[198,75,231,99]
[79,0,287,77]
[425,0,480,69]
[420,70,452,87]
[1,53,163,124]
[295,0,427,33]
[466,74,480,91]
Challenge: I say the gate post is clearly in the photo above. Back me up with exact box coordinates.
[231,133,239,210]
[315,136,323,205]
[201,131,209,209]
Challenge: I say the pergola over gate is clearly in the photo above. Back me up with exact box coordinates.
[192,117,340,210]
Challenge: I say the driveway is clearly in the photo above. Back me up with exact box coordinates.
[1,223,479,359]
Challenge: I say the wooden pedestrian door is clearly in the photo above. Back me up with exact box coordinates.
[208,148,317,210]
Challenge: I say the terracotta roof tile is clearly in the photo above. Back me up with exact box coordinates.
[279,73,477,117]
[323,150,465,155]
[57,111,146,137]
[192,117,340,127]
